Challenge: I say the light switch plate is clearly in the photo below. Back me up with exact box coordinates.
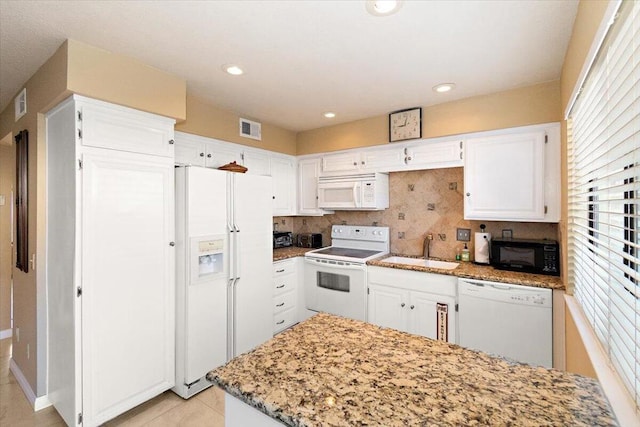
[456,228,471,241]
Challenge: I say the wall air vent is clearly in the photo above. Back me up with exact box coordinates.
[239,118,261,141]
[15,88,27,121]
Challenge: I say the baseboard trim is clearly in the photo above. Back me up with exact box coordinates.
[9,359,52,411]
[0,329,12,340]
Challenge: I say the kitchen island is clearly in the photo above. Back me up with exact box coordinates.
[208,313,616,426]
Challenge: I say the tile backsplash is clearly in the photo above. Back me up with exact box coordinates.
[274,167,558,261]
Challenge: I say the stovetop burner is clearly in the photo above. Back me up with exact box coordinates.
[311,247,383,259]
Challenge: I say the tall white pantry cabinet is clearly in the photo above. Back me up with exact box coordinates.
[46,96,176,426]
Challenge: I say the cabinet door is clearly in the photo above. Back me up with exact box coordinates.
[244,150,271,176]
[464,131,545,220]
[322,151,361,174]
[405,140,463,170]
[409,292,457,344]
[174,137,206,166]
[361,148,405,172]
[271,156,296,216]
[79,100,175,157]
[368,285,409,332]
[205,142,242,169]
[81,151,174,425]
[298,157,325,215]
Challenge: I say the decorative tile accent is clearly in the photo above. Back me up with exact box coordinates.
[449,182,458,190]
[398,213,405,220]
[398,232,405,239]
[438,234,446,241]
[427,203,436,211]
[408,184,415,191]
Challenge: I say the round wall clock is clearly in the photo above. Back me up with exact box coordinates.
[389,107,422,142]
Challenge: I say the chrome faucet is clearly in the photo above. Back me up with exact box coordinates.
[423,233,433,258]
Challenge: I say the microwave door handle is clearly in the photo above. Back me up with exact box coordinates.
[353,183,360,207]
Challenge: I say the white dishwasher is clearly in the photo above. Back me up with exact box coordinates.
[458,278,552,368]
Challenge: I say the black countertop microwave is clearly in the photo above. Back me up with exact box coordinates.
[490,238,560,276]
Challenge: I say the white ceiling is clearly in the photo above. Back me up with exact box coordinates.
[0,0,578,132]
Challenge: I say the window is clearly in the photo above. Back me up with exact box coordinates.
[568,0,639,408]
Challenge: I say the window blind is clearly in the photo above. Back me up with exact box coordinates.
[568,0,639,407]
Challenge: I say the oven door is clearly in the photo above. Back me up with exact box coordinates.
[304,257,367,321]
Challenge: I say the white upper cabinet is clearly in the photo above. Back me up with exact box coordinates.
[361,148,406,171]
[78,98,175,157]
[297,156,334,216]
[271,155,296,216]
[403,139,463,170]
[244,150,271,176]
[175,132,298,216]
[464,123,560,222]
[320,138,462,176]
[321,151,363,174]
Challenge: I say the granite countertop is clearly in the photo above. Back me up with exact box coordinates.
[273,246,316,261]
[209,313,615,426]
[368,254,564,290]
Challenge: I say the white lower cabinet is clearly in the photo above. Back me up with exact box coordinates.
[367,266,457,344]
[46,96,176,427]
[273,259,298,333]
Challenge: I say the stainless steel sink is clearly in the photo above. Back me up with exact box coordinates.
[381,256,459,270]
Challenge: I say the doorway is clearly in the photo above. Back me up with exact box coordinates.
[0,133,15,339]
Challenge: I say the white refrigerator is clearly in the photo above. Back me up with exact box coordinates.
[173,166,273,399]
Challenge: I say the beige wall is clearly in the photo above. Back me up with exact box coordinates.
[175,95,297,155]
[559,0,613,379]
[66,39,186,121]
[297,80,561,155]
[0,143,15,333]
[0,41,69,394]
[0,39,187,396]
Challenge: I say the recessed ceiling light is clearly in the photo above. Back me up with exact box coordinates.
[323,112,336,118]
[365,0,403,16]
[223,64,244,76]
[433,83,456,93]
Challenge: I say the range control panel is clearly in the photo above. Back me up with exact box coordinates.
[331,225,388,242]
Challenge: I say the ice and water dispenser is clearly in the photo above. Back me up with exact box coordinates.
[191,236,226,284]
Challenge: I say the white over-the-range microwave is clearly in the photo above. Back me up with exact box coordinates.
[317,173,389,210]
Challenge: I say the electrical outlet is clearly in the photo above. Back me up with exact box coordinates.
[456,228,471,241]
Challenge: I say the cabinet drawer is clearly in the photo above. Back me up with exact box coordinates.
[274,308,297,334]
[273,260,296,276]
[273,290,295,314]
[273,274,295,295]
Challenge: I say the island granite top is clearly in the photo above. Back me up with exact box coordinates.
[208,313,615,427]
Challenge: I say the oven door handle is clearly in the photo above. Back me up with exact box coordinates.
[304,258,366,271]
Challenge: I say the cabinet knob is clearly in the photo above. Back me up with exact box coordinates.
[276,320,285,325]
[207,153,212,158]
[361,161,365,165]
[401,303,405,307]
[199,152,205,157]
[353,162,357,166]
[273,196,276,200]
[168,139,174,145]
[169,242,175,247]
[410,305,415,310]
[466,192,471,197]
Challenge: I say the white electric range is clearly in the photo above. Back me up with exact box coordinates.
[304,225,389,321]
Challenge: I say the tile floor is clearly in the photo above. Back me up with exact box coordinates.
[0,338,226,426]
